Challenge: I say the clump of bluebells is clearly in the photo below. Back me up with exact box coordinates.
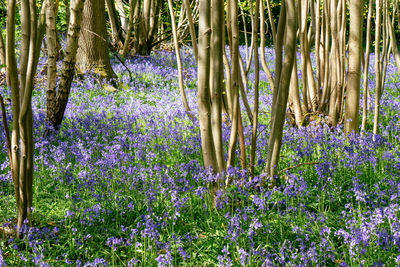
[0,48,400,266]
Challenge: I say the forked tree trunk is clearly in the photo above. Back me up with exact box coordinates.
[198,0,218,172]
[134,0,162,55]
[344,0,363,134]
[46,0,85,129]
[6,0,39,236]
[76,0,115,79]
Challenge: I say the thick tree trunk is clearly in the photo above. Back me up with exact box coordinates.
[76,0,115,79]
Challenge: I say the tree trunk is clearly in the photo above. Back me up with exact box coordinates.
[0,30,5,72]
[250,0,260,175]
[46,0,57,126]
[116,0,128,36]
[167,0,192,117]
[226,0,240,168]
[121,0,137,56]
[373,0,382,138]
[106,0,124,47]
[183,0,198,62]
[361,0,372,134]
[265,0,296,185]
[46,0,85,129]
[198,0,218,172]
[6,0,39,236]
[345,0,362,134]
[76,0,115,79]
[210,0,225,173]
[134,0,162,55]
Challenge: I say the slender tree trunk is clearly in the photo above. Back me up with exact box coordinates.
[0,30,5,72]
[167,0,192,117]
[361,0,372,134]
[121,0,137,56]
[250,0,260,175]
[227,0,240,168]
[373,0,382,138]
[259,0,274,87]
[328,0,340,126]
[46,0,57,126]
[288,56,303,126]
[387,2,400,73]
[116,0,128,35]
[106,0,124,47]
[265,0,296,185]
[210,0,225,172]
[345,0,363,134]
[183,0,198,62]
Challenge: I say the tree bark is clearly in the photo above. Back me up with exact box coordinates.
[121,0,137,56]
[345,0,362,134]
[167,0,192,117]
[183,0,198,62]
[373,0,382,138]
[198,0,218,171]
[361,0,372,134]
[265,0,296,185]
[226,0,240,168]
[0,30,5,72]
[106,0,124,47]
[76,0,115,79]
[47,0,85,129]
[210,0,225,172]
[250,0,260,175]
